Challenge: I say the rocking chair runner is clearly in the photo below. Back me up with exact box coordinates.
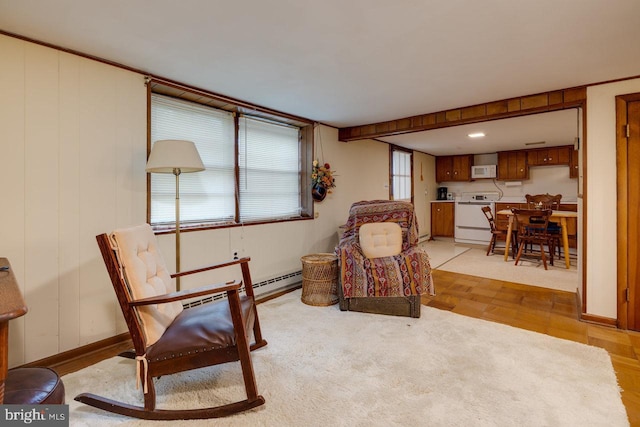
[75,224,267,420]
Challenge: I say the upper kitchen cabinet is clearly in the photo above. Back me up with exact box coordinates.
[497,150,528,181]
[570,147,579,179]
[527,145,571,166]
[436,154,473,182]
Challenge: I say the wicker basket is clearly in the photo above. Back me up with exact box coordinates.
[300,253,339,306]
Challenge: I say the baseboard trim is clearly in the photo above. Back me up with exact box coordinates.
[20,332,132,370]
[580,313,618,328]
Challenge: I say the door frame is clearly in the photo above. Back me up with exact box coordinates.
[615,92,640,329]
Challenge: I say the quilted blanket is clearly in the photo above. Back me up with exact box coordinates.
[336,200,435,298]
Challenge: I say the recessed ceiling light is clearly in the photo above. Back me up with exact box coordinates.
[468,132,485,138]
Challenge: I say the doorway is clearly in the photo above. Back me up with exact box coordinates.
[616,93,640,330]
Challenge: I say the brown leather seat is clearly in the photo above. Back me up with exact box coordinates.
[4,367,65,404]
[146,296,255,363]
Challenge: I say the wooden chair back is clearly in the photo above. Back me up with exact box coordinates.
[481,206,497,232]
[511,208,554,269]
[525,193,562,210]
[512,208,552,238]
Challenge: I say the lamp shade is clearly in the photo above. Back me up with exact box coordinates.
[146,140,205,173]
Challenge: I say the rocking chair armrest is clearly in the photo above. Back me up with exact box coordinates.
[129,280,242,306]
[170,257,252,279]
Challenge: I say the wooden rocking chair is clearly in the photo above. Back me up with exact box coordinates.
[75,224,267,420]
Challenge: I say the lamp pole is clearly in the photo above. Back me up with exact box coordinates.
[174,167,182,291]
[146,139,204,293]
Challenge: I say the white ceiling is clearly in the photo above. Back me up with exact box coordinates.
[0,0,638,154]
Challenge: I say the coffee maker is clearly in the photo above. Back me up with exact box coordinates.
[437,187,448,200]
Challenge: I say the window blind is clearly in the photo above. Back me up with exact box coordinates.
[238,116,301,222]
[392,150,412,201]
[150,94,236,225]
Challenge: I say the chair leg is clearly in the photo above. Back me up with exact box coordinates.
[227,290,260,403]
[539,243,548,270]
[486,235,495,256]
[143,371,156,411]
[515,241,525,265]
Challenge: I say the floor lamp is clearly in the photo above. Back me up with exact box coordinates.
[146,139,205,291]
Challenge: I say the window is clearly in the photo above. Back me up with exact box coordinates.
[149,91,311,228]
[390,147,413,202]
[238,116,301,222]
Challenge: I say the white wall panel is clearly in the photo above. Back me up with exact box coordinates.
[1,34,147,364]
[58,52,82,352]
[0,35,27,366]
[113,69,147,333]
[586,78,640,318]
[23,43,60,361]
[76,59,145,344]
[413,151,437,240]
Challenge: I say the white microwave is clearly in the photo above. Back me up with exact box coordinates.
[471,164,497,179]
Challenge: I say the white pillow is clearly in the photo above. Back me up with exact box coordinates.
[359,222,402,259]
[111,224,183,346]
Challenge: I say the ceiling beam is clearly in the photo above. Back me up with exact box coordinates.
[338,87,586,142]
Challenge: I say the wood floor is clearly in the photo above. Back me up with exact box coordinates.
[51,271,640,425]
[424,269,640,426]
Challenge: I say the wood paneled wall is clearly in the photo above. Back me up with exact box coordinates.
[339,87,586,141]
[0,35,148,365]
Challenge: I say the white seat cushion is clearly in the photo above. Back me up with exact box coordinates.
[111,224,183,346]
[359,222,402,259]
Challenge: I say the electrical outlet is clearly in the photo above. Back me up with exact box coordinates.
[232,250,239,260]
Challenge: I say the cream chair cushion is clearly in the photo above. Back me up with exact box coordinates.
[359,222,403,259]
[111,224,183,346]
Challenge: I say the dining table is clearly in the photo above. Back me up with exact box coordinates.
[498,209,578,269]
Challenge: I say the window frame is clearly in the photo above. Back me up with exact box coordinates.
[146,79,314,233]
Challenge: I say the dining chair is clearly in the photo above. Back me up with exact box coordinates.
[481,206,517,258]
[511,208,555,270]
[524,194,562,259]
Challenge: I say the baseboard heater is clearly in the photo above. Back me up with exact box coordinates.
[183,269,303,309]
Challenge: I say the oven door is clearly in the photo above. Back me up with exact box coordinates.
[454,201,493,244]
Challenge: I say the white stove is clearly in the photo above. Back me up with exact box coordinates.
[455,192,500,245]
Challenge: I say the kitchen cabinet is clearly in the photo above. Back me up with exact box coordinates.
[436,154,473,182]
[527,146,571,166]
[435,156,453,182]
[570,148,579,178]
[431,202,454,237]
[497,151,528,180]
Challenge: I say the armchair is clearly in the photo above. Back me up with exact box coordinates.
[335,200,434,318]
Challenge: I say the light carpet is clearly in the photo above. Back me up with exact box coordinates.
[423,239,578,293]
[63,290,627,427]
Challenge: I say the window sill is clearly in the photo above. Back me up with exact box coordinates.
[151,215,314,235]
